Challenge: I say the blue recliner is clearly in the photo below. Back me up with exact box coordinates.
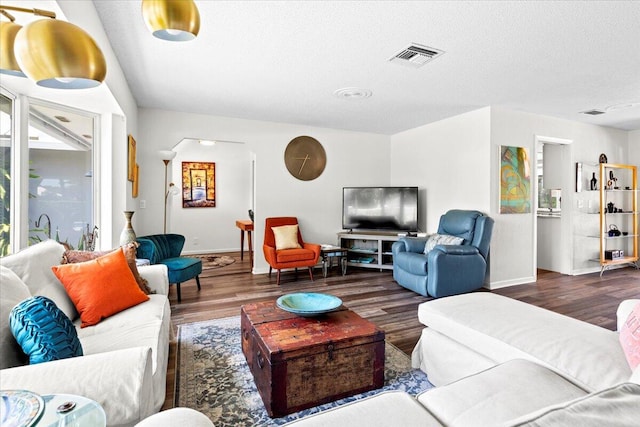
[392,210,494,298]
[136,234,202,302]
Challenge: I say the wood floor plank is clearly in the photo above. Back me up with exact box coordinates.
[162,253,640,409]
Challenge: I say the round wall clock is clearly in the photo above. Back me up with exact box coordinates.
[284,136,326,181]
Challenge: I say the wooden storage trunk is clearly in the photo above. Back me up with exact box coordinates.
[241,301,385,417]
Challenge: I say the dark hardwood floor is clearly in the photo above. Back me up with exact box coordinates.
[162,252,640,409]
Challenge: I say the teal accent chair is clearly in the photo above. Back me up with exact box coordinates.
[392,210,494,298]
[136,234,202,302]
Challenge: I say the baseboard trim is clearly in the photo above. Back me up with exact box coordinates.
[487,275,536,289]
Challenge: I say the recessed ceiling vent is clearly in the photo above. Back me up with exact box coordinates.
[389,44,444,68]
[581,109,606,115]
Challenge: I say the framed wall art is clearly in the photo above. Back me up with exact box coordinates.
[128,135,136,182]
[182,161,216,208]
[132,164,139,198]
[500,145,531,214]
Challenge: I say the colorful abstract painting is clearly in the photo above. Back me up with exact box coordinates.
[182,162,216,208]
[500,146,531,214]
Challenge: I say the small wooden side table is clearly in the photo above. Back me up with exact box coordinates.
[320,245,348,277]
[236,219,254,268]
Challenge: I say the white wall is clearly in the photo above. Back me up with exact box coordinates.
[630,130,640,249]
[57,1,139,249]
[389,106,632,288]
[630,130,640,165]
[390,107,492,233]
[489,107,630,285]
[136,108,390,273]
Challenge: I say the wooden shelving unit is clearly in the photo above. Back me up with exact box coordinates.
[337,232,401,271]
[598,163,638,275]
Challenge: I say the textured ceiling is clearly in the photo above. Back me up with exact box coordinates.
[91,1,639,134]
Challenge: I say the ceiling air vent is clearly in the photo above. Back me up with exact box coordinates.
[389,44,444,68]
[581,109,606,115]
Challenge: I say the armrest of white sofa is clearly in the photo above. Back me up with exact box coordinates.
[617,299,640,331]
[139,264,169,296]
[0,347,156,426]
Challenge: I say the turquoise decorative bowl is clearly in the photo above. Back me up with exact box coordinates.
[276,293,342,317]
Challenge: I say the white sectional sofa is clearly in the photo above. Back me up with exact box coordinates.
[0,240,172,427]
[287,292,640,426]
[412,292,637,390]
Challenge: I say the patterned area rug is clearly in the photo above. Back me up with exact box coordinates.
[193,254,236,270]
[176,316,433,426]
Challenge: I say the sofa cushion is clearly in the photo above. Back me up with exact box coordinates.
[418,293,631,391]
[417,359,587,426]
[0,266,32,369]
[9,296,83,364]
[272,224,302,250]
[423,234,464,255]
[282,391,443,426]
[76,294,169,374]
[75,293,171,411]
[510,382,640,426]
[62,242,152,294]
[0,239,76,320]
[52,249,149,327]
[619,301,640,370]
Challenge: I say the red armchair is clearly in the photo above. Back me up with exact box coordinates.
[263,217,321,285]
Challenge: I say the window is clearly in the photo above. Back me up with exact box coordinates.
[28,102,96,249]
[0,94,12,255]
[0,93,97,255]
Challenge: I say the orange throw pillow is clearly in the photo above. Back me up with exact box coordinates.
[52,249,149,328]
[61,242,152,294]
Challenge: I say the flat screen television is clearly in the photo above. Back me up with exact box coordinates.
[342,187,419,232]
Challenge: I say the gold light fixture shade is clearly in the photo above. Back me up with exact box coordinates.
[0,20,26,77]
[14,19,106,89]
[142,0,200,42]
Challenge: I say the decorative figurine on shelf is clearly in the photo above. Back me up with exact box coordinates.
[599,153,608,163]
[607,202,615,213]
[590,173,597,191]
[609,171,619,189]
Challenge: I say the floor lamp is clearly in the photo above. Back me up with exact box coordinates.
[159,150,177,233]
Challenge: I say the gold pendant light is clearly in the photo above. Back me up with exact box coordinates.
[15,19,106,89]
[142,0,200,42]
[0,20,26,77]
[0,5,107,89]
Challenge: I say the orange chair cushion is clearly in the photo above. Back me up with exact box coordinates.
[276,248,317,263]
[52,249,149,328]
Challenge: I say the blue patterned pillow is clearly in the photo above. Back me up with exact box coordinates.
[9,296,83,364]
